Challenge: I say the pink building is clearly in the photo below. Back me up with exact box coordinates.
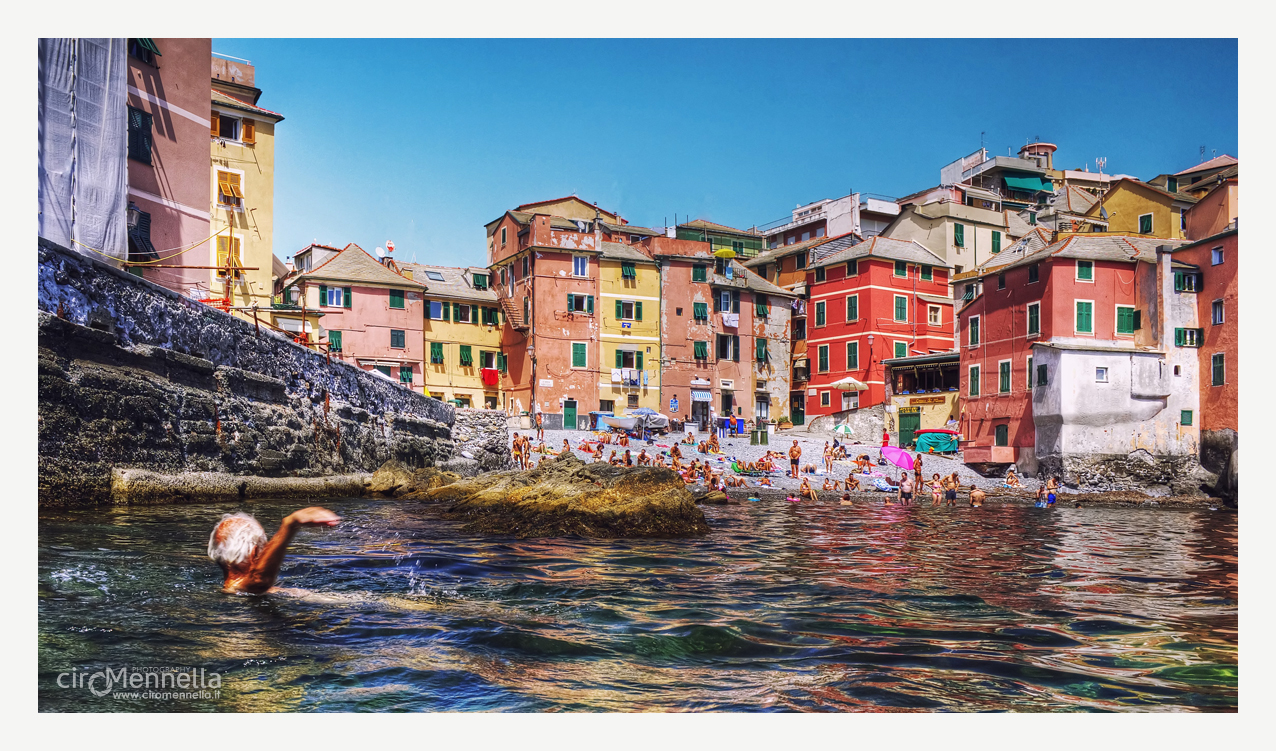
[286,245,426,391]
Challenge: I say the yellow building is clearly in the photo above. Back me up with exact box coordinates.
[208,66,283,323]
[399,263,504,409]
[1083,178,1197,240]
[597,242,662,417]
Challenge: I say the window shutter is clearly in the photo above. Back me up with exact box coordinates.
[442,300,450,321]
[713,294,721,313]
[343,287,352,309]
[452,302,461,321]
[1174,328,1184,346]
[210,111,219,137]
[568,293,572,310]
[498,353,507,372]
[635,301,642,321]
[636,351,644,370]
[616,349,623,368]
[318,284,327,305]
[954,223,964,247]
[422,299,431,318]
[756,337,766,361]
[992,231,1001,253]
[242,119,256,144]
[587,295,594,315]
[473,305,480,324]
[733,335,740,362]
[1133,310,1141,330]
[732,290,740,314]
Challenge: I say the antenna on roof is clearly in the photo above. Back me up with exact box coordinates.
[376,247,386,258]
[1200,145,1206,162]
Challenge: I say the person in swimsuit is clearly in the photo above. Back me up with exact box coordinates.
[944,473,959,506]
[511,433,524,468]
[1046,476,1060,505]
[823,442,834,475]
[624,449,634,466]
[788,441,802,478]
[899,473,914,505]
[535,411,544,441]
[969,485,985,507]
[800,476,817,501]
[845,473,860,492]
[561,439,573,456]
[930,473,943,506]
[208,507,342,594]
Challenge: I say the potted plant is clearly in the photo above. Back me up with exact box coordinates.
[777,415,793,430]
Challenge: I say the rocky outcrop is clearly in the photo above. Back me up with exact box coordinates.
[368,460,460,497]
[425,452,710,538]
[443,408,512,475]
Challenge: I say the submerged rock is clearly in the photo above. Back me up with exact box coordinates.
[368,460,460,497]
[425,452,709,538]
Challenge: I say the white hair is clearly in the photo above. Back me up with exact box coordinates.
[208,512,267,569]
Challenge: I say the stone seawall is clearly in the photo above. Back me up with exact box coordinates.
[36,240,508,507]
[445,409,514,475]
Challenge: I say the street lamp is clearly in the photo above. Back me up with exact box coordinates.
[126,202,141,229]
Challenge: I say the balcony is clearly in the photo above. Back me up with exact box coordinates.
[792,366,810,383]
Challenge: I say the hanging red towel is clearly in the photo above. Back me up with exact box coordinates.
[481,368,500,386]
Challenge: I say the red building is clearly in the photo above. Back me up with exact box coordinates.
[956,234,1204,479]
[800,234,954,426]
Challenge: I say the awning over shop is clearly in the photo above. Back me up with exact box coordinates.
[691,390,712,402]
[1003,174,1053,193]
[274,317,312,334]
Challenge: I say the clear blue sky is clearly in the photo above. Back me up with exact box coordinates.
[211,38,1238,267]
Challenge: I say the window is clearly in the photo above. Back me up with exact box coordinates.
[1167,176,1178,193]
[755,294,769,318]
[425,270,445,282]
[1037,363,1048,387]
[969,315,980,346]
[801,231,811,242]
[127,206,157,262]
[1212,353,1225,386]
[1212,299,1224,325]
[718,334,740,361]
[1029,211,1037,226]
[1020,302,1039,336]
[1180,410,1194,427]
[817,345,829,372]
[573,255,588,277]
[1027,356,1033,388]
[483,306,499,325]
[455,304,472,323]
[894,260,908,277]
[621,262,637,279]
[1028,263,1039,283]
[992,231,1002,254]
[430,342,444,364]
[319,285,343,307]
[1076,260,1093,281]
[921,264,932,281]
[1174,327,1204,347]
[627,393,640,409]
[567,293,593,314]
[472,273,488,290]
[815,301,826,326]
[756,337,767,362]
[127,107,153,164]
[614,299,642,320]
[328,330,342,352]
[846,259,858,276]
[693,302,709,320]
[794,318,806,340]
[1095,366,1109,383]
[846,341,859,370]
[523,256,530,279]
[816,227,826,238]
[572,342,587,368]
[500,227,507,245]
[214,234,243,279]
[994,424,1008,447]
[894,295,908,322]
[719,290,732,312]
[692,264,707,282]
[523,296,530,324]
[216,170,243,207]
[426,300,444,319]
[599,399,615,413]
[895,341,907,359]
[797,252,808,270]
[375,365,392,377]
[1175,272,1200,292]
[213,111,239,141]
[1075,301,1093,333]
[820,391,831,407]
[846,295,858,322]
[459,345,473,366]
[969,365,980,396]
[1116,305,1135,335]
[997,272,1006,290]
[481,350,497,369]
[128,38,159,65]
[693,340,708,359]
[813,266,826,284]
[615,347,638,369]
[928,305,941,326]
[497,353,507,372]
[389,329,405,349]
[1138,213,1153,234]
[389,289,405,309]
[954,223,965,247]
[1211,247,1224,265]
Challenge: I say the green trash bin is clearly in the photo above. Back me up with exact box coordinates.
[751,429,768,446]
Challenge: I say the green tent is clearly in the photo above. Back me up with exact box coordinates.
[915,432,958,454]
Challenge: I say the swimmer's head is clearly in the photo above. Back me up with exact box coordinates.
[208,512,267,573]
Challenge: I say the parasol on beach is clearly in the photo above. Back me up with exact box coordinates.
[880,445,915,471]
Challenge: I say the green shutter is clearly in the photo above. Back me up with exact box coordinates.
[895,260,907,276]
[1076,301,1092,333]
[442,300,450,321]
[1000,361,1010,392]
[895,296,907,321]
[1028,304,1039,335]
[328,330,342,351]
[616,299,624,319]
[970,317,980,345]
[1180,409,1193,427]
[453,302,462,322]
[1117,307,1134,334]
[921,265,932,280]
[635,301,642,321]
[1213,354,1225,385]
[895,341,907,358]
[847,342,858,370]
[954,224,964,247]
[694,302,707,320]
[756,337,767,361]
[422,299,432,319]
[815,302,825,326]
[430,341,443,363]
[459,345,473,366]
[568,292,573,310]
[343,287,352,309]
[616,349,623,368]
[570,343,586,369]
[318,284,328,306]
[970,366,980,396]
[693,265,706,282]
[733,335,740,362]
[390,289,405,309]
[847,296,857,321]
[1037,363,1047,386]
[992,231,1001,254]
[1078,261,1093,281]
[694,340,707,359]
[636,351,643,370]
[587,295,594,315]
[1028,356,1033,387]
[1140,214,1153,234]
[818,345,829,372]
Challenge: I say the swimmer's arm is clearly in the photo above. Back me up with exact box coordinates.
[242,507,341,594]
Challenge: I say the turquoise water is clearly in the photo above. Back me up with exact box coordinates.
[38,499,1237,712]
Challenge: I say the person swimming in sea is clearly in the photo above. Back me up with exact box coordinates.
[208,507,341,594]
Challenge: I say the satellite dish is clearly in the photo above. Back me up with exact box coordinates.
[376,247,386,258]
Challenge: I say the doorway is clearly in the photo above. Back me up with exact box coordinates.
[691,401,710,431]
[563,400,577,431]
[790,392,805,425]
[898,409,921,448]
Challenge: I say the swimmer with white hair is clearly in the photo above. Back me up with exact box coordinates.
[208,507,341,594]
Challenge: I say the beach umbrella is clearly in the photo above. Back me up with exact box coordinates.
[630,407,659,415]
[830,376,868,391]
[832,424,854,435]
[880,445,915,470]
[713,248,737,259]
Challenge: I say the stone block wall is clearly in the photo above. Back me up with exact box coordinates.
[443,409,513,475]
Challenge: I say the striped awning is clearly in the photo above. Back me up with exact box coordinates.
[691,390,712,402]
